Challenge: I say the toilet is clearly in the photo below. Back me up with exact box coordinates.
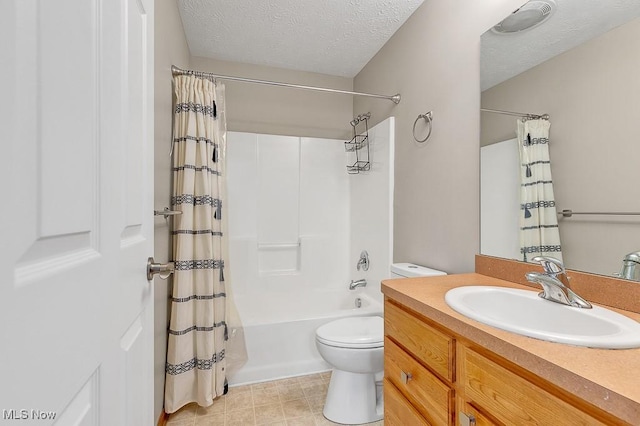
[315,263,446,424]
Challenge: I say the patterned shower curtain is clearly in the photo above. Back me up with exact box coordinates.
[164,75,232,413]
[517,118,563,262]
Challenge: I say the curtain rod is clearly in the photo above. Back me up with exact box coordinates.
[559,209,640,218]
[171,65,401,104]
[481,107,549,120]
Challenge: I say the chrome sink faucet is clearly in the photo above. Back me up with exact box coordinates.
[619,251,640,281]
[525,256,592,309]
[349,279,367,290]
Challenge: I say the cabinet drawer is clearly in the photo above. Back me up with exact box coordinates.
[385,300,454,382]
[384,378,431,426]
[459,346,607,426]
[385,337,453,426]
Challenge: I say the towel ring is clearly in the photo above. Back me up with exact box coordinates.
[413,111,433,143]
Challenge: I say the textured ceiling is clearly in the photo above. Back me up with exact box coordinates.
[177,0,425,78]
[481,0,640,91]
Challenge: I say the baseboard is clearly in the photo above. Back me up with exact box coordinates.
[157,410,169,426]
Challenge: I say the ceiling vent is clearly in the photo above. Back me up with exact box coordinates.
[492,0,557,34]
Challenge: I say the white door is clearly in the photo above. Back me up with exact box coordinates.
[0,1,154,425]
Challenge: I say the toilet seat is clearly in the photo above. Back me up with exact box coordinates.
[316,316,383,349]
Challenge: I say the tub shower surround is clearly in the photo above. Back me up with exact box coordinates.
[225,118,394,385]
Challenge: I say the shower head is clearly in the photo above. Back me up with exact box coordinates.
[350,112,371,127]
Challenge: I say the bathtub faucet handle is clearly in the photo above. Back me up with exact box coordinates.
[349,279,367,290]
[356,250,369,271]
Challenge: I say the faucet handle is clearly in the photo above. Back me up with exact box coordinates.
[531,256,565,275]
[357,250,369,271]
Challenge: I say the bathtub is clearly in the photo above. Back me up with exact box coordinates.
[228,289,383,386]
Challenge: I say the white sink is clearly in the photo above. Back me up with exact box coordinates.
[444,286,640,349]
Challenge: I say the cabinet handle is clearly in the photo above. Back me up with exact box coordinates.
[459,412,476,426]
[400,371,412,384]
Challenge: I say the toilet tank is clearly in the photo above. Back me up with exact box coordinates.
[390,262,446,278]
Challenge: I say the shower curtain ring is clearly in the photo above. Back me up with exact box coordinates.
[413,111,433,143]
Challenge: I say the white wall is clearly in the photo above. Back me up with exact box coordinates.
[226,118,394,302]
[349,118,395,299]
[480,138,520,260]
[226,132,351,299]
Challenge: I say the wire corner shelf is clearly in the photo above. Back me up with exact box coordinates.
[345,113,371,174]
[345,134,368,152]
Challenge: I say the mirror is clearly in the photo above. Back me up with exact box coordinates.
[480,0,640,278]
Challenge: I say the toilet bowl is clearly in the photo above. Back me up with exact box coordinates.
[316,263,446,424]
[315,316,384,424]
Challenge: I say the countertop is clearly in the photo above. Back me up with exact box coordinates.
[381,273,640,425]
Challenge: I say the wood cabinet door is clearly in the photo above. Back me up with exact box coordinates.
[386,337,454,426]
[459,345,609,426]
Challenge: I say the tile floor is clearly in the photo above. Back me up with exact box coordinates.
[165,371,384,426]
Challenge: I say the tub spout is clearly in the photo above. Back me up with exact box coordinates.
[349,279,367,290]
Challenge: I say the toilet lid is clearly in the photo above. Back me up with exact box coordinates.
[316,316,383,348]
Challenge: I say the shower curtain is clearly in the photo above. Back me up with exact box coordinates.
[517,118,563,262]
[165,75,246,413]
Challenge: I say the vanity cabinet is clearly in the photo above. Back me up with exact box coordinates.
[384,298,623,426]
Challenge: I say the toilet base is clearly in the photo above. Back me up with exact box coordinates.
[322,369,383,424]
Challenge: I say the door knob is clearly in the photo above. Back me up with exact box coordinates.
[147,257,175,280]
